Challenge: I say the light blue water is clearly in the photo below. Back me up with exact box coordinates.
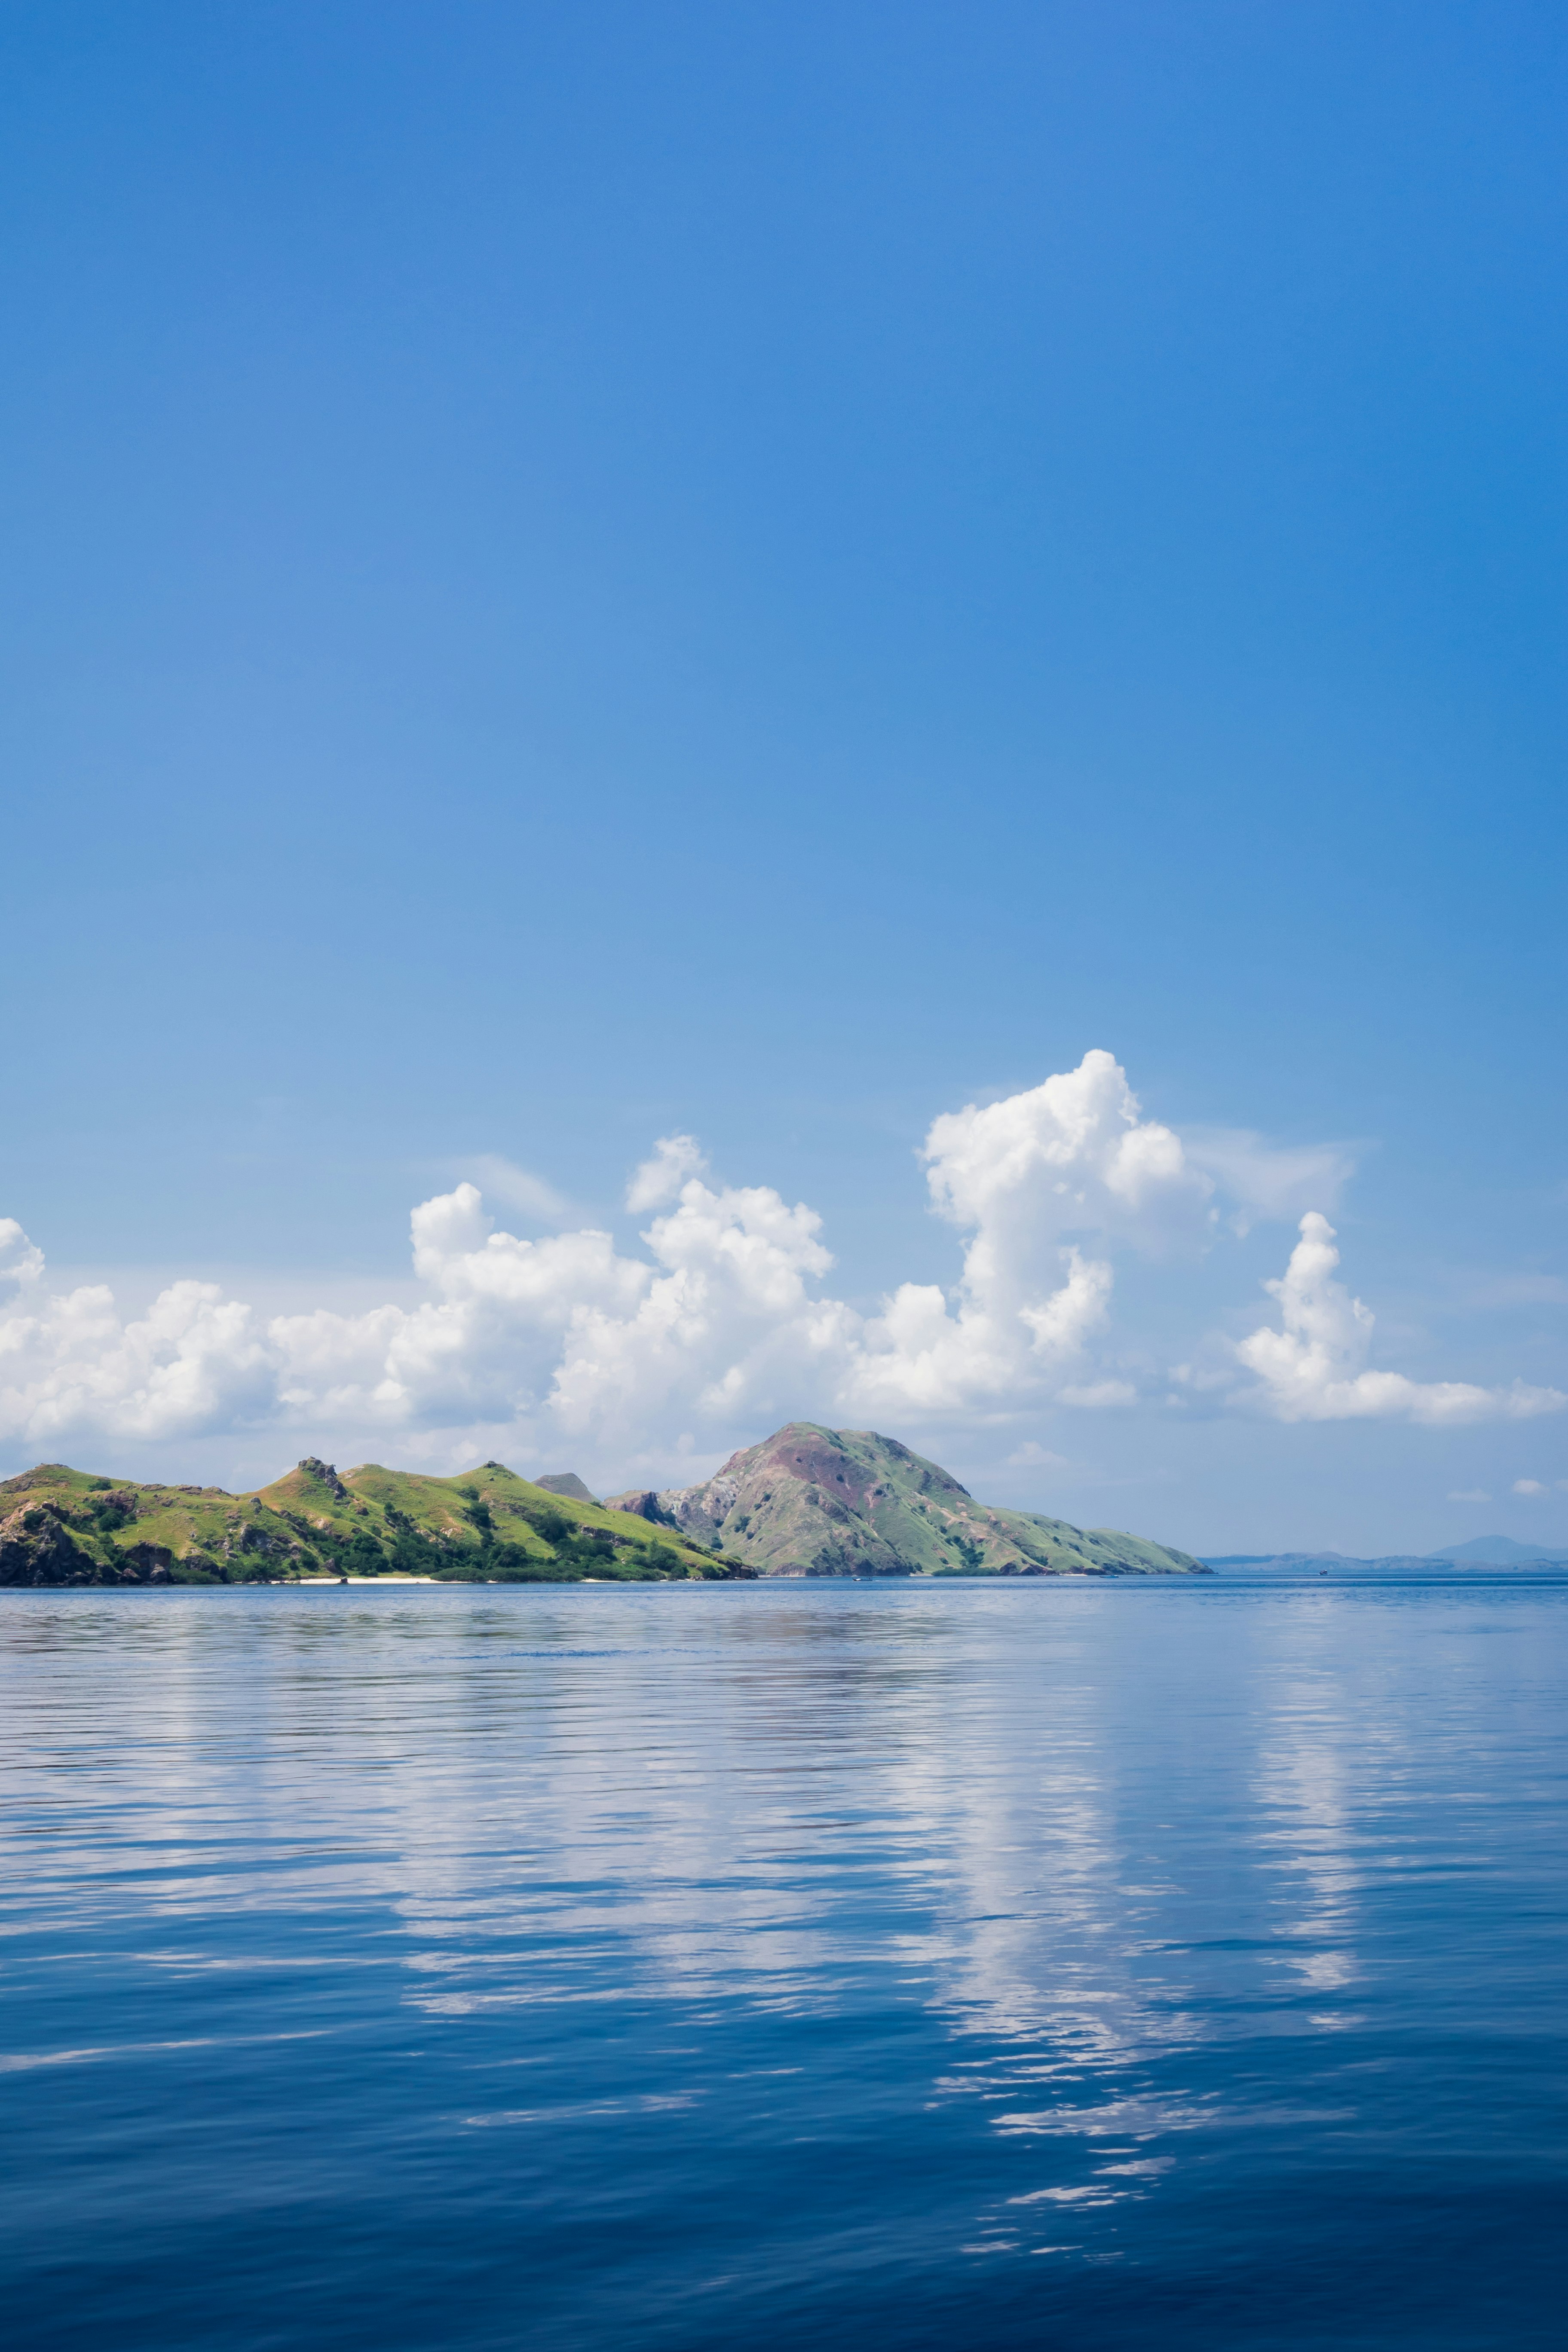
[3,1579,1565,2350]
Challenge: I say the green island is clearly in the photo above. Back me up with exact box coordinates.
[0,1458,740,1586]
[0,1423,1205,1586]
[605,1422,1205,1578]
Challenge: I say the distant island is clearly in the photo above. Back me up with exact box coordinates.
[0,1421,1206,1587]
[1204,1536,1568,1572]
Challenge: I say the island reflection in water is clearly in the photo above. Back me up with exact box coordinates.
[4,1578,1565,2350]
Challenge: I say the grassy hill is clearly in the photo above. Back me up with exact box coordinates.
[608,1422,1206,1577]
[1,1423,1206,1587]
[0,1457,746,1586]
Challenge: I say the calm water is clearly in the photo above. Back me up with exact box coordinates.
[3,1579,1565,2351]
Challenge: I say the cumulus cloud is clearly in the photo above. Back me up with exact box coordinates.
[1513,1478,1549,1497]
[0,1276,276,1444]
[1237,1215,1568,1425]
[0,1219,45,1295]
[1,1051,1558,1467]
[626,1134,708,1213]
[923,1050,1215,1256]
[824,1050,1218,1418]
[1,1052,1187,1457]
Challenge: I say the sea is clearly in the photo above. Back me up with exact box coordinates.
[4,1574,1565,2351]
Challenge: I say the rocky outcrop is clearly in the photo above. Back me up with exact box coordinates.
[0,1502,98,1586]
[655,1475,740,1543]
[297,1458,349,1501]
[114,1541,177,1583]
[229,1519,283,1555]
[0,1502,181,1586]
[602,1488,679,1526]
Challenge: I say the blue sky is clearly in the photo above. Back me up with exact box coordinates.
[3,1,1566,1553]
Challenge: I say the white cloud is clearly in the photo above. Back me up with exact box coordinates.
[1513,1478,1549,1497]
[922,1050,1215,1257]
[1447,1489,1491,1503]
[2,1052,1560,1469]
[0,1219,45,1296]
[1237,1215,1568,1425]
[626,1134,708,1213]
[832,1051,1216,1419]
[0,1277,276,1444]
[0,1052,1178,1457]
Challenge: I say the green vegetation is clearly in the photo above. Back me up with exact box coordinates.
[634,1422,1207,1577]
[0,1424,1203,1586]
[0,1456,750,1588]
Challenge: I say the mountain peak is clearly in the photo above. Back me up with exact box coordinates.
[615,1421,1200,1577]
[533,1473,600,1504]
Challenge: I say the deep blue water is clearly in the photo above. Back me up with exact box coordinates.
[4,1577,1565,2351]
